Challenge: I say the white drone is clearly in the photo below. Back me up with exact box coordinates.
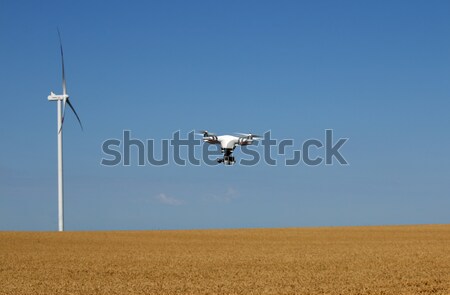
[198,131,261,165]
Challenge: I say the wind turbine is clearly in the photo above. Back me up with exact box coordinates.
[47,30,83,231]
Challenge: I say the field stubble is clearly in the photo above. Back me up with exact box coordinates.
[0,225,449,294]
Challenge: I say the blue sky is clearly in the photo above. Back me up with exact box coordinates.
[1,1,449,230]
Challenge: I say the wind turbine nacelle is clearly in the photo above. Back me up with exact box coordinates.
[48,92,69,101]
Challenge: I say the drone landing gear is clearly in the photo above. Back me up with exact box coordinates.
[217,155,235,165]
[217,148,235,165]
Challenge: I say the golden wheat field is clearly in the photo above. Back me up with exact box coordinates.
[0,224,449,295]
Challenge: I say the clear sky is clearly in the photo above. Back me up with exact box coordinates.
[1,0,449,230]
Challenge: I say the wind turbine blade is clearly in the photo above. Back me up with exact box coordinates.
[66,99,83,130]
[58,116,65,134]
[60,96,68,133]
[57,28,67,95]
[57,28,68,132]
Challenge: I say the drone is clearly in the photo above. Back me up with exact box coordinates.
[198,130,261,165]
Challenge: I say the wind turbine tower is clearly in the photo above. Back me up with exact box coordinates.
[47,30,83,231]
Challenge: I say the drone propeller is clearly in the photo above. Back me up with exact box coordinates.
[58,28,83,133]
[197,130,216,137]
[236,132,262,139]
